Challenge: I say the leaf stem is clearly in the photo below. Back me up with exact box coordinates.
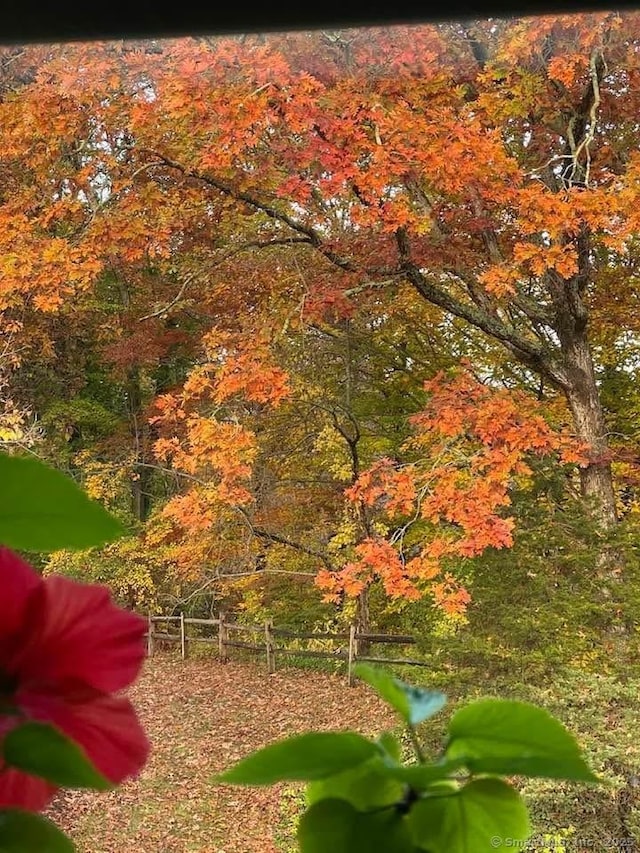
[408,724,426,764]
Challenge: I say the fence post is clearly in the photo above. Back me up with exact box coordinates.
[147,613,154,657]
[265,618,275,674]
[218,611,228,662]
[347,624,357,687]
[180,611,187,660]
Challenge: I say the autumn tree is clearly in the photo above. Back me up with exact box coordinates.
[147,286,460,627]
[1,15,639,613]
[70,15,635,533]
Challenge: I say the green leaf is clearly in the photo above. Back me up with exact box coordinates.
[306,756,404,810]
[354,665,446,726]
[298,798,412,853]
[4,722,112,791]
[388,759,465,789]
[408,778,530,853]
[0,453,124,551]
[0,809,75,852]
[217,732,380,785]
[445,699,597,782]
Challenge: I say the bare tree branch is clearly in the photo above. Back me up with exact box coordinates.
[138,273,196,322]
[146,151,358,273]
[395,228,570,390]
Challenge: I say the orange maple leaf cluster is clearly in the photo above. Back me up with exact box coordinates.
[150,334,290,532]
[317,369,587,613]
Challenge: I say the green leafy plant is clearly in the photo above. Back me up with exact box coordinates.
[0,452,140,851]
[0,810,75,853]
[218,663,597,852]
[0,453,124,551]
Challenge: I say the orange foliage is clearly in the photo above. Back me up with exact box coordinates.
[317,369,587,612]
[201,331,290,407]
[0,16,635,615]
[150,331,290,512]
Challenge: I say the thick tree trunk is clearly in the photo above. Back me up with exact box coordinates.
[564,334,626,630]
[564,336,617,530]
[561,333,625,632]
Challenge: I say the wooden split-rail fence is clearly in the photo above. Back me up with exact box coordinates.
[146,612,427,686]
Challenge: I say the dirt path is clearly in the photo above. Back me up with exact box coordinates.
[49,655,397,853]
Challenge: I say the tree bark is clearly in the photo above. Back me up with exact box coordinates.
[563,332,625,612]
[126,366,151,523]
[563,336,618,530]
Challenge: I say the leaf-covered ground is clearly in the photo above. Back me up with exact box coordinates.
[48,655,397,853]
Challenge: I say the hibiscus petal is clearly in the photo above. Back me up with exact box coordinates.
[0,765,56,811]
[0,549,41,656]
[14,577,147,694]
[17,691,150,786]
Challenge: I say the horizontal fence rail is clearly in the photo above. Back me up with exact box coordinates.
[146,612,423,685]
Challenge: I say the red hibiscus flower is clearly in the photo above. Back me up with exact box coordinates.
[0,548,150,810]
